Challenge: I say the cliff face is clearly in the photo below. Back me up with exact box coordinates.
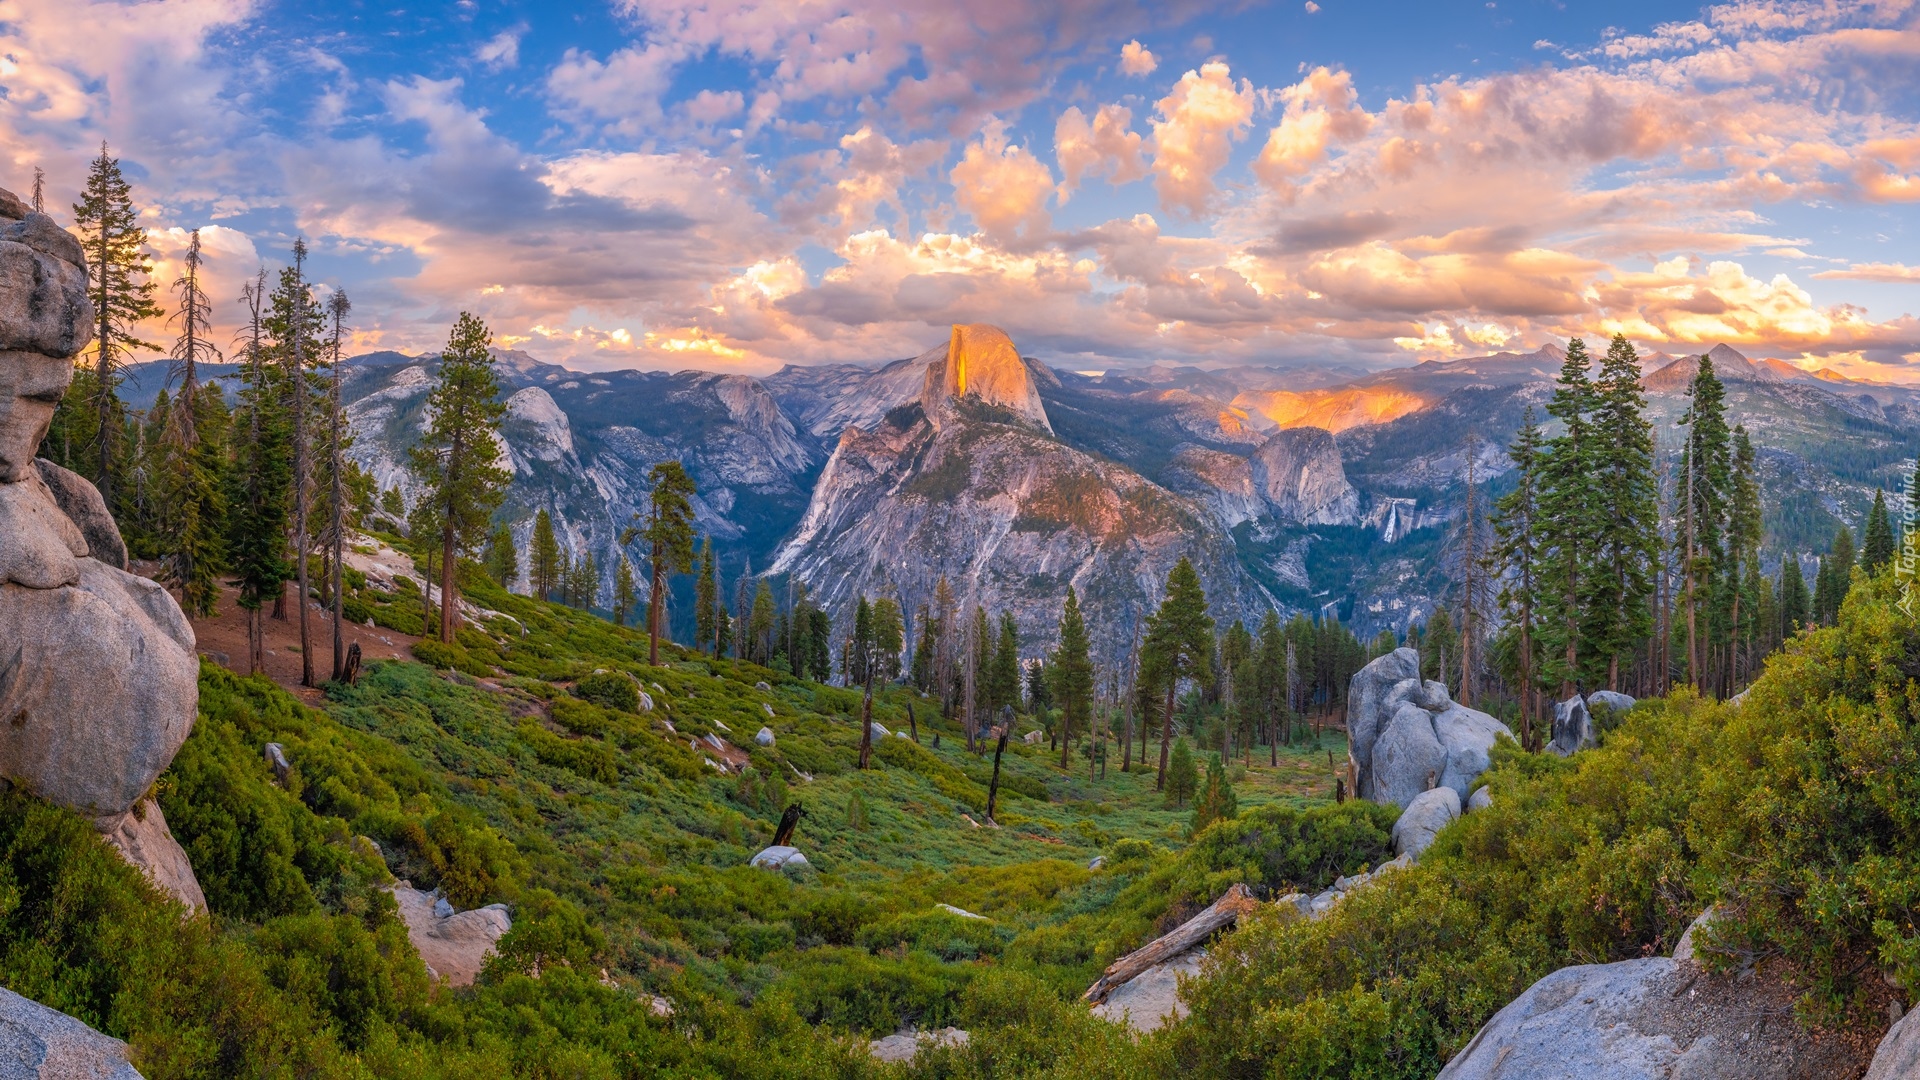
[1250,426,1360,525]
[922,324,1053,433]
[772,335,1260,660]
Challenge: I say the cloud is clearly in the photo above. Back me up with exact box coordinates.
[1254,66,1374,191]
[1304,1,1320,12]
[476,25,525,70]
[1119,40,1158,76]
[1054,103,1147,198]
[685,88,746,124]
[1149,61,1255,216]
[1814,262,1920,283]
[950,120,1056,243]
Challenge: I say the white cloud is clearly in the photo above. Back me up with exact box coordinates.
[476,25,525,70]
[1119,39,1158,76]
[1149,61,1255,216]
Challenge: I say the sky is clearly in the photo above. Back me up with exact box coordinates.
[3,0,1919,379]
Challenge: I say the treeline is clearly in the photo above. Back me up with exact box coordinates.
[1403,335,1906,747]
[39,145,516,686]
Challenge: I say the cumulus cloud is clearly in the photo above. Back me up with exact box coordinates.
[1054,103,1147,198]
[1119,40,1158,76]
[1149,61,1255,216]
[950,120,1056,243]
[1253,66,1373,191]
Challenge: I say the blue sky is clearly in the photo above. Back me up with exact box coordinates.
[4,0,1918,377]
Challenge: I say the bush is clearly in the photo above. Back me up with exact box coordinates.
[573,672,640,712]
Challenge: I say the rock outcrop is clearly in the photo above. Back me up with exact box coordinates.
[0,186,204,913]
[389,885,512,987]
[1392,786,1460,860]
[1549,690,1639,757]
[750,845,810,870]
[1249,426,1359,525]
[1347,648,1513,808]
[1867,1007,1920,1080]
[1090,949,1207,1033]
[0,985,144,1079]
[1437,957,1871,1079]
[869,1026,970,1062]
[920,324,1051,432]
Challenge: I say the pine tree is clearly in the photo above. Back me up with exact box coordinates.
[483,523,518,587]
[323,289,354,680]
[911,603,937,692]
[612,557,638,626]
[1164,738,1197,808]
[72,143,161,510]
[1585,334,1658,691]
[694,539,718,655]
[989,612,1021,714]
[1726,427,1763,688]
[226,271,291,674]
[1142,557,1214,791]
[1780,554,1809,634]
[1490,407,1544,746]
[932,576,958,714]
[1049,586,1095,771]
[1421,607,1457,686]
[530,510,561,600]
[628,462,697,664]
[1255,609,1285,765]
[409,312,510,644]
[1676,353,1732,688]
[850,596,874,685]
[264,243,327,680]
[870,597,905,682]
[1191,752,1237,833]
[1537,338,1599,695]
[157,229,226,617]
[1822,525,1856,623]
[1863,490,1895,574]
[748,580,776,663]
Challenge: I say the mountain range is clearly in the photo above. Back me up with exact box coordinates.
[117,332,1916,661]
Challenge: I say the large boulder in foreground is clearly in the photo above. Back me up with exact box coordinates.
[0,985,143,1079]
[1089,949,1207,1033]
[1438,957,1872,1078]
[1868,1007,1920,1080]
[1392,786,1460,860]
[1347,648,1513,808]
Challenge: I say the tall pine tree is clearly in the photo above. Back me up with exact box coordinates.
[530,510,561,600]
[694,539,717,655]
[1584,334,1658,691]
[226,271,291,675]
[1490,406,1544,746]
[72,143,161,510]
[1049,587,1095,772]
[1142,558,1214,791]
[408,312,510,643]
[628,463,697,664]
[1537,338,1598,695]
[1676,353,1731,688]
[158,228,225,617]
[1863,490,1895,574]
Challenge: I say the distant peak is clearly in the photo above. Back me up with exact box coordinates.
[919,324,1051,432]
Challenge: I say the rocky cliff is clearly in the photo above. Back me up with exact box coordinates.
[0,186,205,914]
[771,326,1262,661]
[1249,426,1360,525]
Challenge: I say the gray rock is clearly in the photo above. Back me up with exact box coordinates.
[0,352,71,483]
[637,690,653,712]
[1088,855,1106,870]
[0,556,199,815]
[0,984,144,1079]
[1867,1006,1920,1080]
[936,903,988,920]
[762,702,775,718]
[33,459,127,569]
[1673,906,1719,964]
[869,1026,969,1063]
[749,845,810,870]
[1091,949,1208,1032]
[0,469,86,588]
[0,186,27,221]
[0,214,94,359]
[867,722,891,741]
[1586,690,1636,718]
[755,726,775,747]
[1438,957,1856,1079]
[264,742,292,783]
[1347,650,1511,807]
[1392,786,1460,860]
[1346,648,1421,798]
[754,680,772,692]
[93,798,207,915]
[1549,694,1595,757]
[1467,786,1492,812]
[388,885,511,987]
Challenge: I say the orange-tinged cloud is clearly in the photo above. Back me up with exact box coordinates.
[950,120,1056,242]
[1150,61,1255,216]
[1054,103,1147,198]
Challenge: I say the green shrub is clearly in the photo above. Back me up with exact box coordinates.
[574,671,640,712]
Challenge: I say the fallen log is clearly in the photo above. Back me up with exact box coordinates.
[1082,882,1258,1004]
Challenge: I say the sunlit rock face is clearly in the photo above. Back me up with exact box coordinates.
[1250,426,1360,525]
[920,324,1052,433]
[776,326,1261,664]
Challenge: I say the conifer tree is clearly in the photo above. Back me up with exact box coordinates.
[932,576,958,713]
[1863,490,1895,574]
[1421,608,1457,687]
[1676,353,1731,688]
[72,143,161,509]
[1586,334,1658,690]
[1780,553,1809,634]
[911,603,937,692]
[324,290,353,680]
[1142,557,1214,791]
[409,312,510,644]
[1191,752,1237,833]
[1049,586,1094,771]
[870,597,904,682]
[628,462,697,664]
[1255,609,1285,765]
[1726,427,1763,688]
[227,271,291,674]
[158,228,226,617]
[748,580,776,662]
[483,523,518,587]
[612,557,638,626]
[694,539,718,655]
[264,243,326,680]
[988,612,1021,714]
[530,510,561,600]
[1490,407,1544,746]
[1537,338,1598,695]
[1164,738,1197,808]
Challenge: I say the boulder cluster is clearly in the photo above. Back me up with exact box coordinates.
[1346,647,1512,808]
[0,186,204,913]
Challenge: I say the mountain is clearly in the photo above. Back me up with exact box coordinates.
[114,331,1918,652]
